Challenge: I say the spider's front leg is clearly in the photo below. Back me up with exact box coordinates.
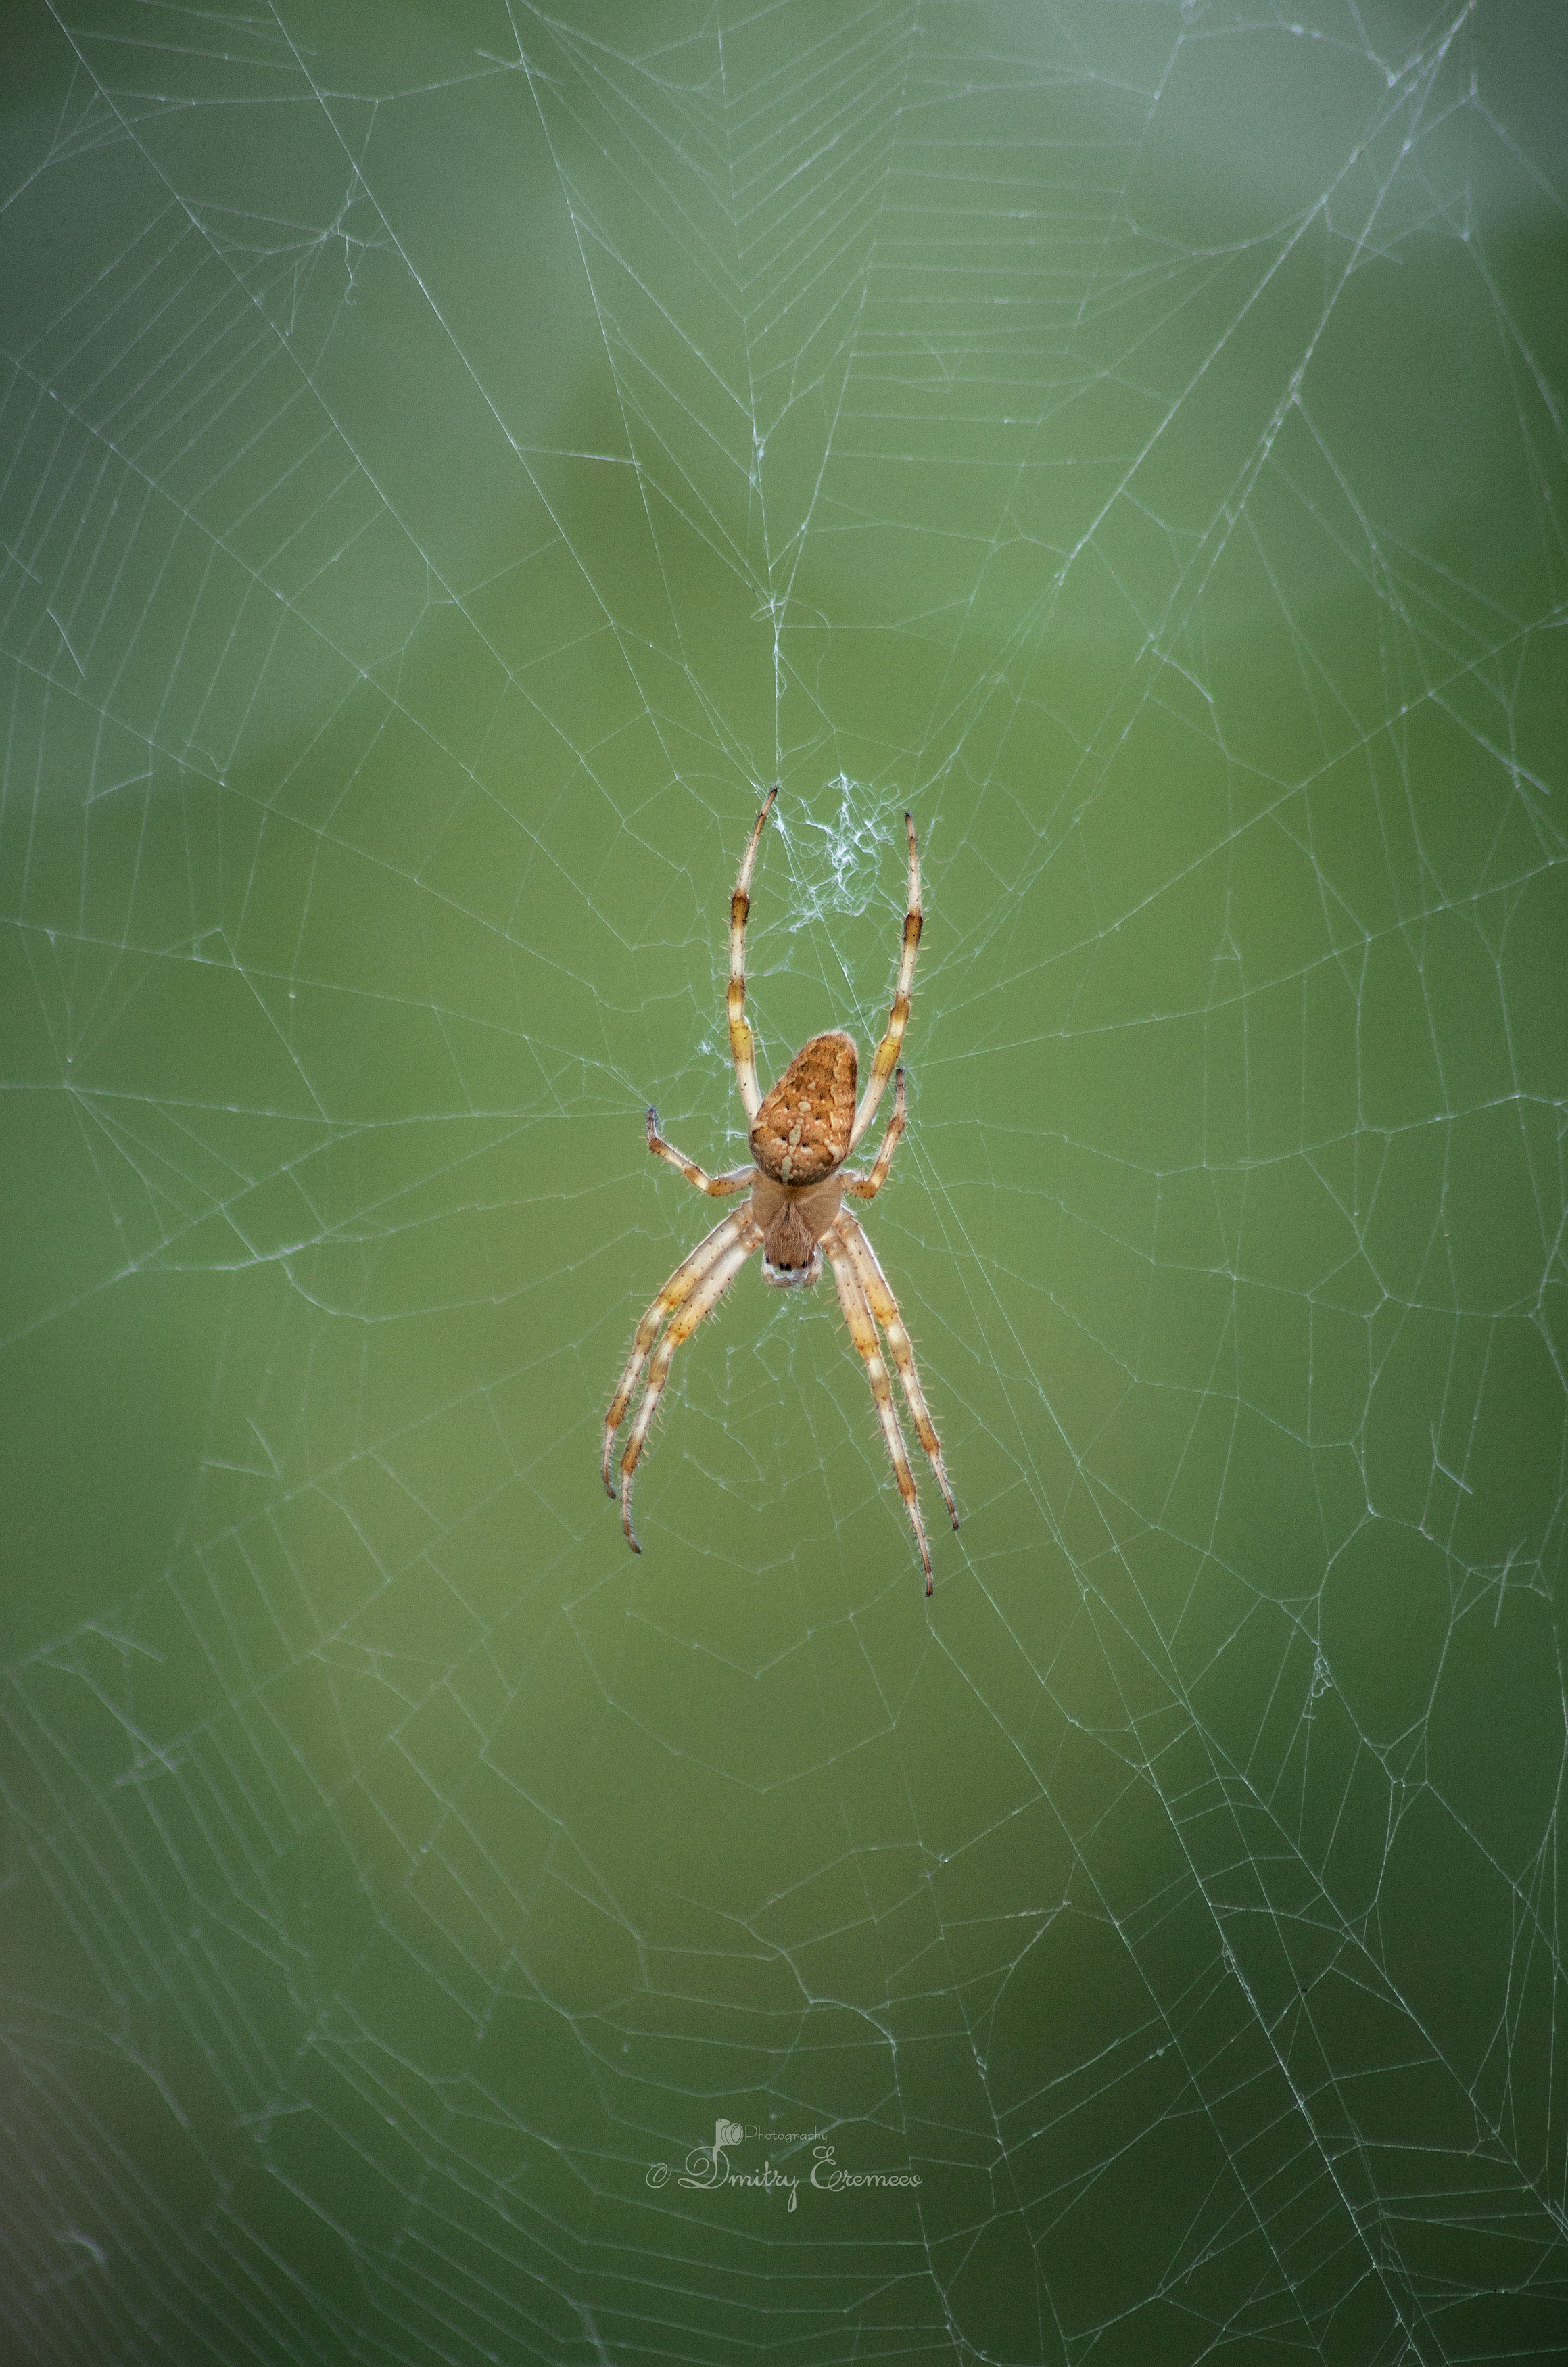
[603,1209,752,1499]
[838,1213,958,1538]
[615,1216,761,1551]
[825,1225,934,1591]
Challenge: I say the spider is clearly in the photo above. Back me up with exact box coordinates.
[602,787,958,1593]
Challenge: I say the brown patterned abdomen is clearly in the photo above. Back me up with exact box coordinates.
[749,1031,857,1184]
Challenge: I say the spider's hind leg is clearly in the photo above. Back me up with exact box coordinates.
[728,787,778,1121]
[848,813,922,1155]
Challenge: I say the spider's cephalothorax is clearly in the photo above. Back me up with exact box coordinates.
[602,789,957,1593]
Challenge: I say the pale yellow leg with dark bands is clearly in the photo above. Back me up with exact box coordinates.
[619,1222,761,1551]
[826,1229,932,1592]
[844,1069,905,1202]
[602,1209,751,1495]
[646,1108,753,1196]
[728,787,778,1121]
[838,1213,958,1533]
[849,813,922,1154]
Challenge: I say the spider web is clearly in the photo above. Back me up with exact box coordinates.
[2,1,1567,2361]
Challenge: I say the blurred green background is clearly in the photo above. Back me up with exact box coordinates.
[2,2,1566,2360]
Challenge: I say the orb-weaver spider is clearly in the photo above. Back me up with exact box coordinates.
[603,789,957,1591]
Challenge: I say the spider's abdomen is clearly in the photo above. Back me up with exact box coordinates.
[749,1030,857,1184]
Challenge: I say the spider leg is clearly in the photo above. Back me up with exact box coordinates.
[842,1067,905,1202]
[848,812,921,1154]
[825,1227,933,1593]
[618,1218,761,1551]
[603,1208,753,1497]
[836,1213,959,1535]
[646,1108,753,1195]
[728,786,778,1122]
